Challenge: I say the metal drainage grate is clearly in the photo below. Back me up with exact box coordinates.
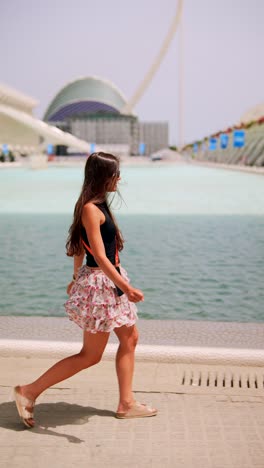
[157,364,264,396]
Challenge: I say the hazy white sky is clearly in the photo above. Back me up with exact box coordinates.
[1,0,263,145]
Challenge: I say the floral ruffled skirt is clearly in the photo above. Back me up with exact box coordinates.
[64,265,138,333]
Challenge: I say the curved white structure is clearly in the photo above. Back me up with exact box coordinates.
[122,0,184,114]
[0,103,91,152]
[0,83,91,153]
[44,75,130,122]
[0,82,38,114]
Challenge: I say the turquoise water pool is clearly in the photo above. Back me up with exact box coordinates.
[0,164,263,321]
[1,164,264,215]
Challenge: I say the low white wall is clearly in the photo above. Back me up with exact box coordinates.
[1,339,264,366]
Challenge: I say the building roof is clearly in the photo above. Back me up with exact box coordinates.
[240,103,264,124]
[44,76,129,121]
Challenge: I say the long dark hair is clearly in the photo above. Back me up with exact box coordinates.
[66,152,124,256]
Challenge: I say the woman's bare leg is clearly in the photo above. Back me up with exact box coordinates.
[114,324,138,412]
[17,330,110,426]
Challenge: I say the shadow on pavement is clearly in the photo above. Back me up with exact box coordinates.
[0,401,115,444]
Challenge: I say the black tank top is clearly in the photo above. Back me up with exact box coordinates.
[81,202,119,267]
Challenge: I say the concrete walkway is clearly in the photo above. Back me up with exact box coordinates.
[1,355,264,468]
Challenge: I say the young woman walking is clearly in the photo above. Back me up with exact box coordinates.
[14,152,158,427]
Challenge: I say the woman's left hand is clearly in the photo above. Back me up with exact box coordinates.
[126,286,144,303]
[67,281,75,295]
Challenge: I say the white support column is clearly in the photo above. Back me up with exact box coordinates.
[178,12,185,151]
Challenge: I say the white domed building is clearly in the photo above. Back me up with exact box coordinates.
[44,76,168,156]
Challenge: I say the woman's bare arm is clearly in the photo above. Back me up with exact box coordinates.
[66,246,85,295]
[74,250,85,277]
[82,203,144,302]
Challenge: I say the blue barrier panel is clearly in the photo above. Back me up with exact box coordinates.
[2,144,9,155]
[220,133,229,149]
[233,130,245,148]
[209,138,217,151]
[47,144,54,155]
[90,143,96,153]
[193,143,198,153]
[139,142,146,155]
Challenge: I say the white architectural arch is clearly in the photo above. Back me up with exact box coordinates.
[0,83,91,153]
[122,0,184,114]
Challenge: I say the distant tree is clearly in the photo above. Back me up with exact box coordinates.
[8,152,15,162]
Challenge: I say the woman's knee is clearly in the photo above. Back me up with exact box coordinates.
[120,329,139,351]
[79,330,109,368]
[78,350,102,368]
[132,329,139,347]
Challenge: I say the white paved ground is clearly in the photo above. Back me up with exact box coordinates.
[1,357,264,468]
